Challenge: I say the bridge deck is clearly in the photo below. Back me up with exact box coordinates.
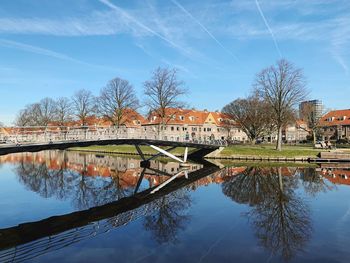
[0,138,219,158]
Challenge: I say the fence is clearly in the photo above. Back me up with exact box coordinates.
[0,126,228,146]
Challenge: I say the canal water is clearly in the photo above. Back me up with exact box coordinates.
[0,150,350,263]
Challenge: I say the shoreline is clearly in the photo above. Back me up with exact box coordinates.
[67,148,314,163]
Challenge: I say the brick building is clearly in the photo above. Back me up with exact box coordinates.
[142,108,248,141]
[319,109,350,141]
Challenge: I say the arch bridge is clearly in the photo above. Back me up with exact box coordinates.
[0,125,226,163]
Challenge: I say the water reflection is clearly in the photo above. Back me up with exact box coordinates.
[144,189,191,244]
[300,167,335,196]
[222,166,327,261]
[0,151,219,262]
[1,152,350,262]
[8,151,201,210]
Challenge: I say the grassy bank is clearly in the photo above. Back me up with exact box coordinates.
[220,144,323,158]
[69,144,324,159]
[69,145,191,155]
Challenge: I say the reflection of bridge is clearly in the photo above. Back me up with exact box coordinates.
[0,160,220,263]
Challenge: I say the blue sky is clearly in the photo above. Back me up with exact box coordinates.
[0,0,349,125]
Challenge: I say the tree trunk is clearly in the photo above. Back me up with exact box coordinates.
[276,125,283,151]
[313,130,316,145]
[278,167,283,192]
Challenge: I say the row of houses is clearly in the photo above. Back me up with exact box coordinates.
[0,108,248,142]
[2,106,350,143]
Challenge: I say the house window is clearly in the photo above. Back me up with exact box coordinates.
[204,128,206,132]
[171,126,174,131]
[177,127,180,131]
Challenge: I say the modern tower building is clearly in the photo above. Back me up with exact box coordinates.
[299,100,324,120]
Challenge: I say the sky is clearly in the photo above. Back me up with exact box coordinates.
[0,0,350,125]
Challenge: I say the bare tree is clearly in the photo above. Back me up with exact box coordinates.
[54,97,73,126]
[144,67,187,137]
[222,95,272,144]
[72,89,96,126]
[98,78,139,128]
[15,106,33,126]
[16,98,56,127]
[255,59,308,150]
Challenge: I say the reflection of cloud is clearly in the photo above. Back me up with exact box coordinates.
[334,203,350,254]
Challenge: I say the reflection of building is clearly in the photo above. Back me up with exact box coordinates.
[319,109,350,141]
[0,151,203,190]
[317,168,350,185]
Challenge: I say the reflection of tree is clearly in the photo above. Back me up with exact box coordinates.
[222,166,312,261]
[143,188,191,244]
[222,167,275,206]
[299,167,334,196]
[16,161,68,199]
[14,154,134,210]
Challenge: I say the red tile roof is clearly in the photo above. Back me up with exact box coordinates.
[146,108,235,127]
[319,109,350,127]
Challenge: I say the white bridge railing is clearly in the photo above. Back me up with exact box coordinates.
[0,126,228,147]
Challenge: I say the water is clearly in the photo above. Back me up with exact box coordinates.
[0,151,350,263]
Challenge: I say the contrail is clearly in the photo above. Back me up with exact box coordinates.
[255,0,282,58]
[171,0,238,61]
[0,38,120,71]
[98,0,190,55]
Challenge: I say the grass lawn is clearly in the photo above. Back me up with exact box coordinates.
[69,145,191,155]
[220,144,324,158]
[70,144,325,158]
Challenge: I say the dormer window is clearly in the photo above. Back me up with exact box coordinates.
[218,118,223,122]
[152,116,157,121]
[189,116,194,121]
[179,116,184,120]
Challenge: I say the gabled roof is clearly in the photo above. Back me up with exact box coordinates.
[319,109,350,127]
[146,108,235,126]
